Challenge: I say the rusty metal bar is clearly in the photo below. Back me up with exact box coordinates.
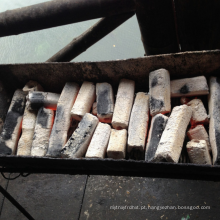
[135,0,179,55]
[0,0,135,37]
[46,12,134,62]
[0,184,35,220]
[0,156,220,181]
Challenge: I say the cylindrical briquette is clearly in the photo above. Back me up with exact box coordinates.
[71,81,96,121]
[0,89,26,155]
[27,91,60,110]
[145,114,168,162]
[17,106,38,156]
[107,129,127,159]
[208,77,220,165]
[149,68,171,116]
[17,81,43,156]
[46,82,79,157]
[187,125,211,152]
[61,113,99,158]
[31,107,54,157]
[171,76,209,97]
[96,82,114,123]
[186,99,209,125]
[0,81,12,133]
[85,122,111,158]
[112,79,135,129]
[153,105,192,163]
[186,139,212,165]
[128,92,149,153]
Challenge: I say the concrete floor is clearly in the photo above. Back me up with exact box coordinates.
[0,174,220,220]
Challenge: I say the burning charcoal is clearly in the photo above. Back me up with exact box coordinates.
[31,107,54,157]
[92,102,97,116]
[149,68,171,116]
[46,82,79,157]
[0,90,26,155]
[96,82,114,123]
[61,113,98,158]
[180,97,191,104]
[17,107,37,156]
[71,81,95,121]
[186,139,212,165]
[128,92,149,157]
[23,80,44,93]
[186,99,209,125]
[27,91,60,110]
[153,105,192,163]
[208,76,220,165]
[171,76,209,97]
[112,79,135,129]
[85,122,111,158]
[107,129,127,159]
[187,125,211,152]
[0,82,12,133]
[17,81,44,156]
[145,114,168,162]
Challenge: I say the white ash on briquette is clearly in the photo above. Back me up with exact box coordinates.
[127,92,149,159]
[153,105,192,163]
[27,91,60,110]
[31,107,54,157]
[112,79,135,130]
[61,113,98,158]
[71,81,95,121]
[17,106,37,156]
[186,99,209,125]
[85,122,111,158]
[0,89,26,155]
[145,114,168,162]
[149,68,171,116]
[46,82,79,158]
[171,76,209,97]
[208,77,220,165]
[186,139,212,165]
[107,129,127,159]
[17,81,43,156]
[187,125,211,152]
[96,82,114,123]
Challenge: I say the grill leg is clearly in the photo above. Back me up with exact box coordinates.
[0,184,34,220]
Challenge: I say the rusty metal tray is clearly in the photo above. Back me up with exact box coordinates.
[0,50,220,181]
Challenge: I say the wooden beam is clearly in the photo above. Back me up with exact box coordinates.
[174,0,220,51]
[46,12,134,62]
[135,0,179,55]
[0,0,135,37]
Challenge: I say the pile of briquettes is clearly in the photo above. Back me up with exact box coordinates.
[0,68,219,165]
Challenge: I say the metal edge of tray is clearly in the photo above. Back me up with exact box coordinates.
[0,50,220,181]
[0,156,219,181]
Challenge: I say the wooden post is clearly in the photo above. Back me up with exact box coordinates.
[135,0,179,55]
[46,12,134,62]
[0,0,135,37]
[174,0,220,51]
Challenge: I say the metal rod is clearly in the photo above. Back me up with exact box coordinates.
[0,0,135,37]
[135,0,179,55]
[46,12,134,62]
[0,184,35,220]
